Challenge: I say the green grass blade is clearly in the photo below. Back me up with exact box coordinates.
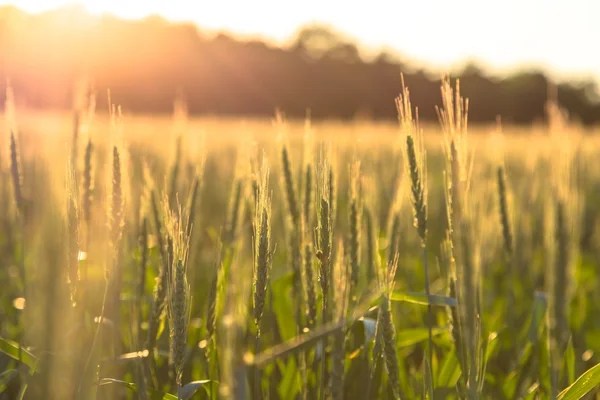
[424,352,434,399]
[251,316,347,367]
[565,337,575,386]
[251,286,383,367]
[277,358,301,399]
[558,362,600,400]
[180,380,213,399]
[0,369,19,392]
[390,291,457,307]
[529,292,548,342]
[524,383,539,400]
[94,378,182,399]
[437,351,461,388]
[0,337,39,371]
[397,327,447,347]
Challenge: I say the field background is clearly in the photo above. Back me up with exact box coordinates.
[2,90,600,400]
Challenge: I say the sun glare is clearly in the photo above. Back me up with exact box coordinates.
[11,0,149,19]
[3,0,599,81]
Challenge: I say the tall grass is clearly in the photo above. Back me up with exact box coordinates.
[2,77,600,400]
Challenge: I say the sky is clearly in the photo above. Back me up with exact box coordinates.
[3,0,600,83]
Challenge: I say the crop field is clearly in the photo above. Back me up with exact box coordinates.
[2,79,600,399]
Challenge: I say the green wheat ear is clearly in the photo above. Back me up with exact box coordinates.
[282,145,300,227]
[66,154,80,307]
[10,131,24,215]
[253,154,272,327]
[303,164,312,227]
[364,207,376,284]
[303,242,317,328]
[146,190,170,364]
[82,139,93,229]
[348,160,361,292]
[497,165,513,255]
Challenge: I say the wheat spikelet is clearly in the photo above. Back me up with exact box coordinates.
[137,217,149,341]
[9,132,24,215]
[282,144,300,227]
[328,166,336,232]
[71,111,80,179]
[387,213,401,265]
[206,241,223,341]
[165,201,191,388]
[289,225,304,322]
[146,191,170,359]
[303,242,317,328]
[348,160,361,292]
[436,76,482,397]
[253,153,272,327]
[497,166,513,255]
[303,113,314,225]
[185,175,200,239]
[5,87,24,216]
[82,139,93,230]
[552,200,570,350]
[438,76,471,236]
[397,76,434,383]
[225,140,250,247]
[397,75,427,243]
[65,154,80,307]
[317,198,331,318]
[226,179,243,245]
[168,135,182,213]
[304,165,312,227]
[107,104,125,266]
[106,145,123,280]
[364,207,376,284]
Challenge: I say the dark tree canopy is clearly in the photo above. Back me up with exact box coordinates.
[1,6,599,125]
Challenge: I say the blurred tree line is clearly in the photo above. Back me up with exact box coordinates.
[1,5,599,124]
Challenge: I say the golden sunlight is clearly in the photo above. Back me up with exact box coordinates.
[7,0,600,78]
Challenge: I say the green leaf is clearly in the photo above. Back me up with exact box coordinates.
[424,353,434,399]
[484,332,500,366]
[94,378,179,399]
[0,369,18,392]
[437,351,461,388]
[558,362,600,400]
[390,291,456,307]
[523,383,539,400]
[0,337,39,372]
[180,380,212,399]
[271,272,297,341]
[251,286,383,367]
[565,337,575,386]
[277,358,300,399]
[252,319,345,367]
[397,327,447,348]
[529,292,547,343]
[360,317,377,343]
[503,292,549,398]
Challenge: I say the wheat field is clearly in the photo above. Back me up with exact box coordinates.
[1,79,600,400]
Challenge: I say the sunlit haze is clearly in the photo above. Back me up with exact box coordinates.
[5,0,600,82]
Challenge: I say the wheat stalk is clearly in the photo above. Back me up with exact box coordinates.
[329,241,349,400]
[164,200,192,392]
[396,76,433,387]
[66,154,80,307]
[348,160,361,293]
